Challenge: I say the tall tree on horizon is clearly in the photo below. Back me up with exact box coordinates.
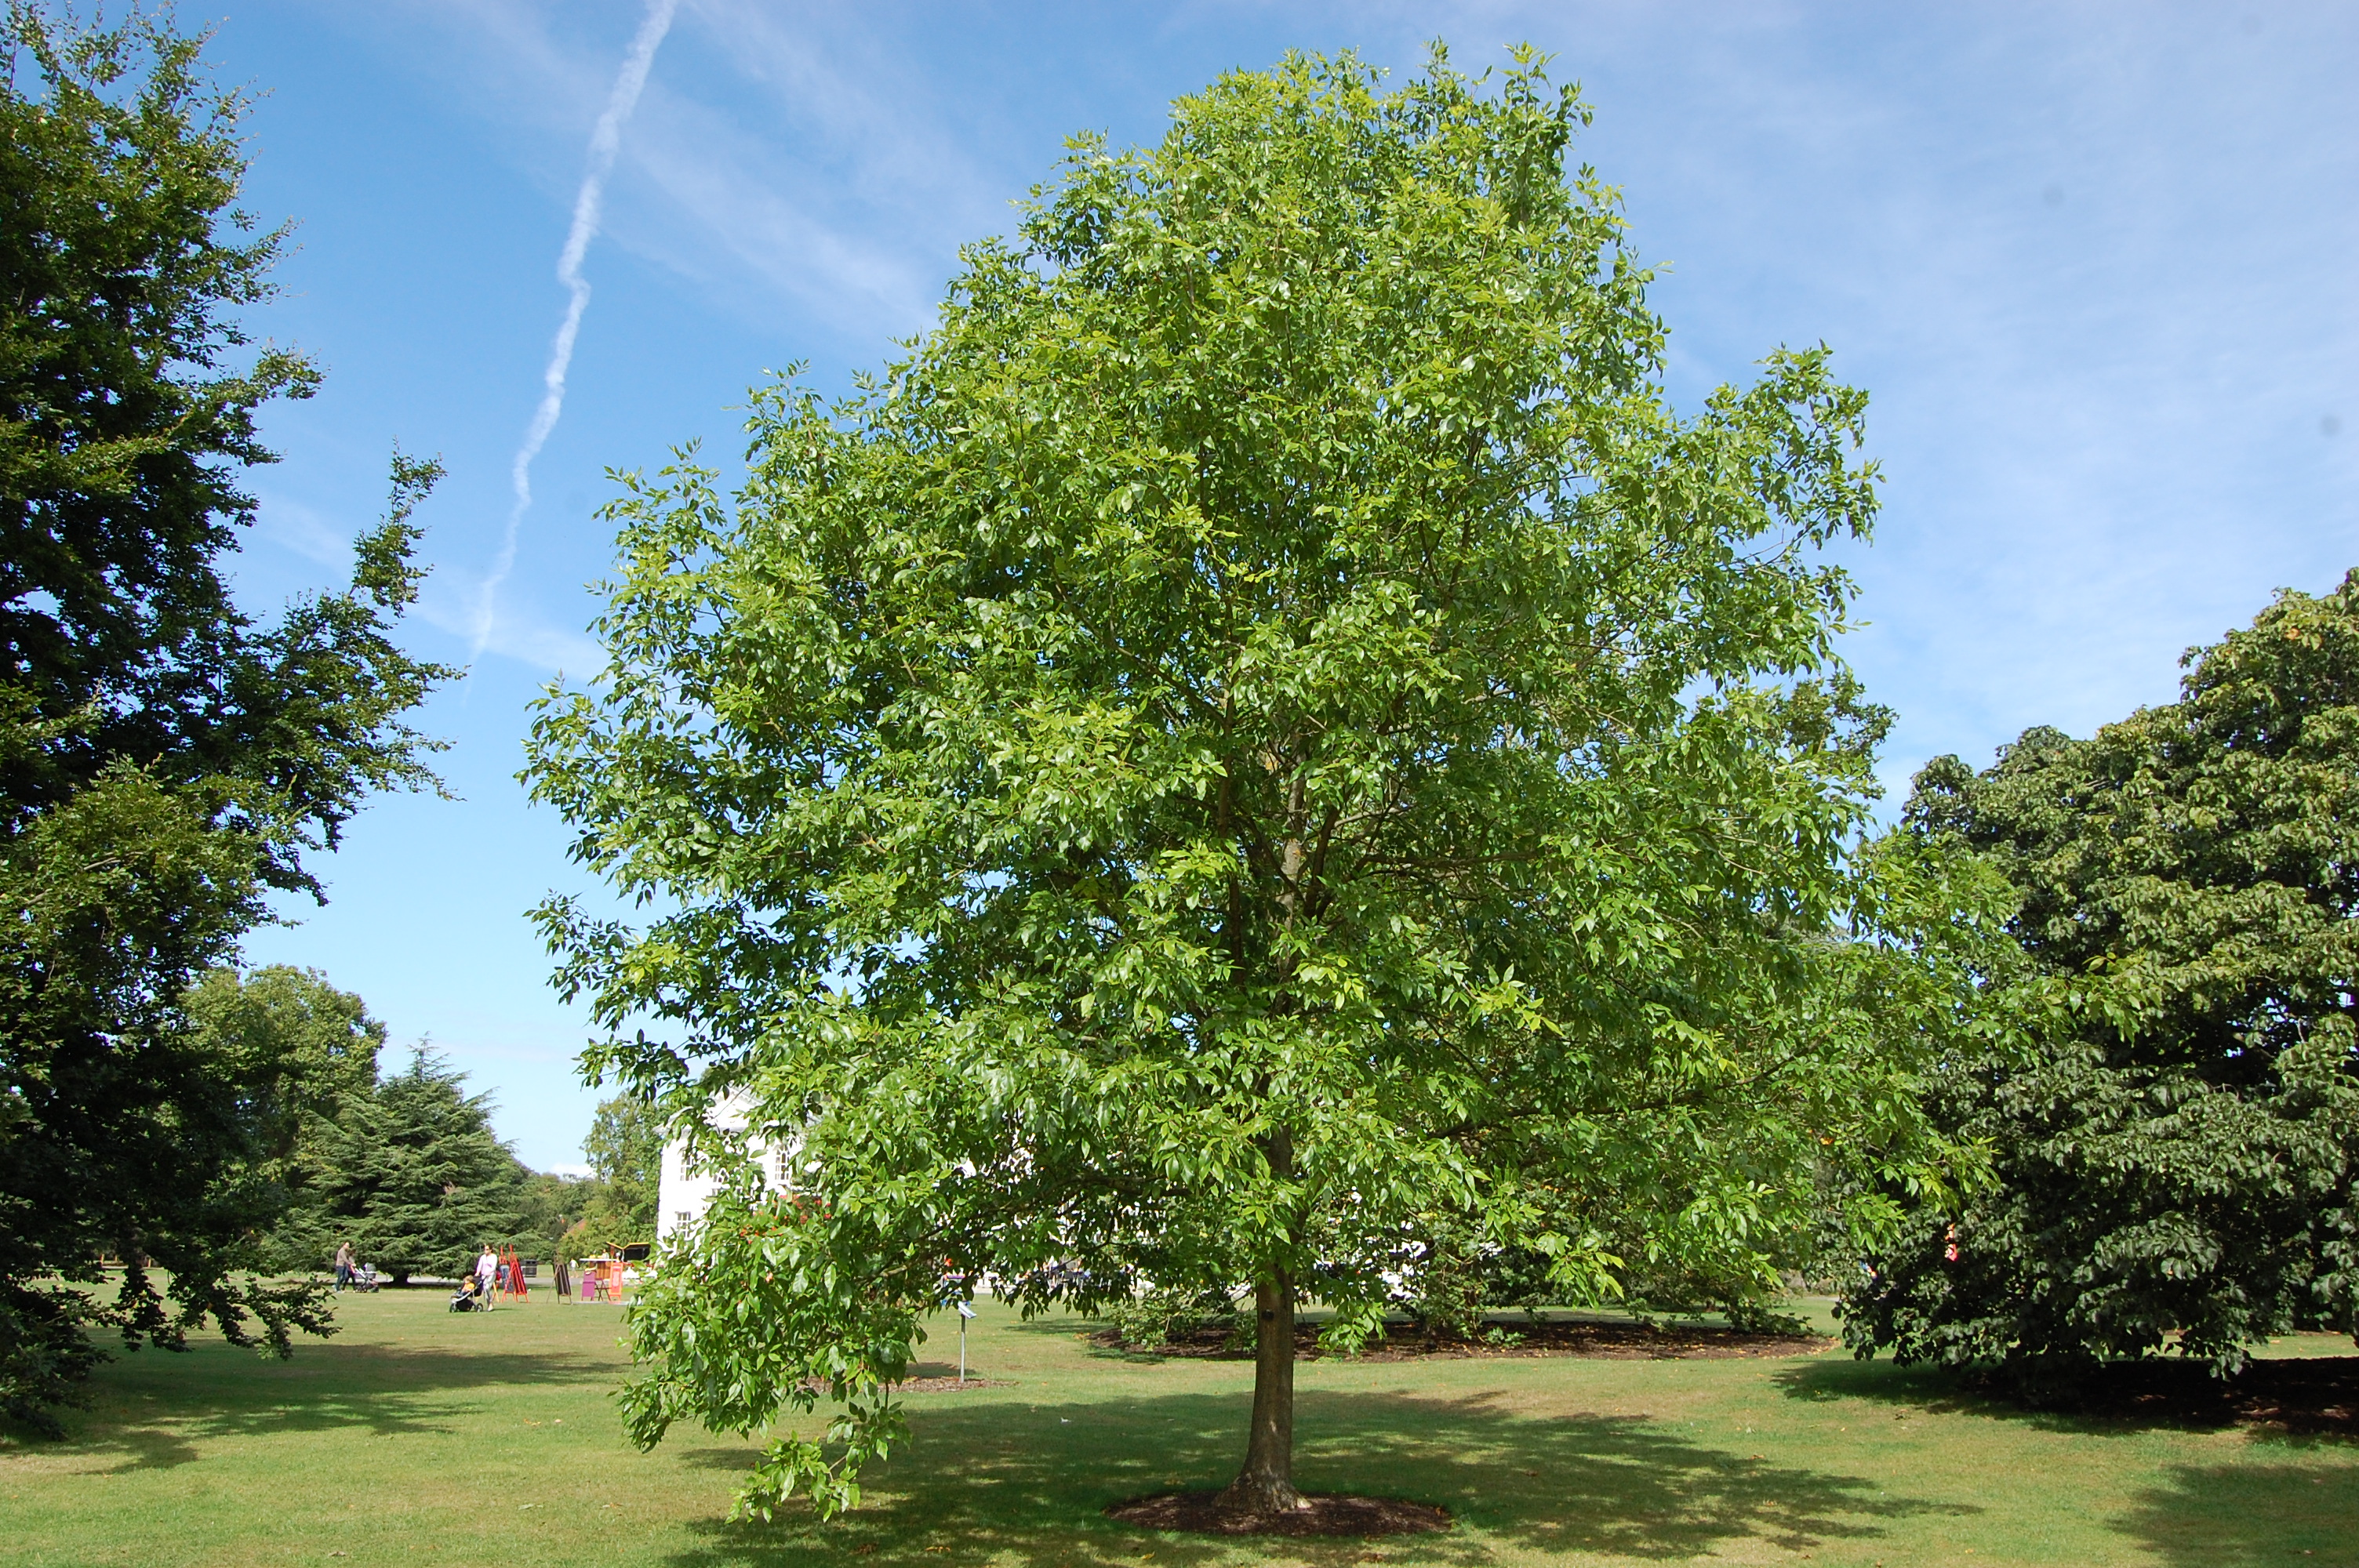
[177,964,387,1272]
[527,47,1966,1524]
[582,1093,664,1238]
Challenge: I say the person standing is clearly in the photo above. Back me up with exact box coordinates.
[333,1240,355,1293]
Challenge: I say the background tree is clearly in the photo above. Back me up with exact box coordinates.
[582,1094,663,1235]
[527,48,1954,1523]
[177,965,386,1271]
[0,6,450,1425]
[1845,573,2359,1385]
[518,1169,598,1261]
[313,1051,529,1287]
[538,1094,666,1263]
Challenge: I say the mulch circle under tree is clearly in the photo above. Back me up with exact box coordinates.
[1107,1492,1449,1537]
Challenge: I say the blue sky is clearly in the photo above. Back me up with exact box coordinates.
[203,2,2357,1171]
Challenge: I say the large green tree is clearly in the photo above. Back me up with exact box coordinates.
[313,1052,529,1287]
[523,1094,665,1265]
[1845,575,2359,1383]
[527,49,1957,1521]
[0,6,448,1425]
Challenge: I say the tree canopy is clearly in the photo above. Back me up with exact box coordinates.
[1845,572,2359,1381]
[526,47,1956,1522]
[0,6,449,1426]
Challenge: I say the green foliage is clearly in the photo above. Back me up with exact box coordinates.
[529,1096,665,1265]
[180,966,384,1109]
[0,761,313,1430]
[0,7,448,858]
[0,5,449,1426]
[1105,1286,1249,1351]
[528,48,1961,1515]
[176,964,387,1271]
[518,1170,598,1261]
[1846,573,2359,1381]
[311,1052,530,1286]
[583,1093,663,1236]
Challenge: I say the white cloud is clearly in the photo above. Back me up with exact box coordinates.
[474,0,681,668]
[345,0,2356,765]
[373,0,1005,336]
[420,571,607,676]
[1409,1,2359,778]
[253,493,358,570]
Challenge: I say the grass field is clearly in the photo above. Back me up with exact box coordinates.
[1,1288,2352,1567]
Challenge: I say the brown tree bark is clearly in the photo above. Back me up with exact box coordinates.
[1221,1123,1305,1516]
[1220,1267,1305,1515]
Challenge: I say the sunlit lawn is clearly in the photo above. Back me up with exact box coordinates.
[1,1287,2352,1567]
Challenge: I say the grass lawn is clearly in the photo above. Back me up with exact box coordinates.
[1,1288,2352,1567]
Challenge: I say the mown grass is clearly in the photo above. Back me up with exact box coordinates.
[1,1288,2351,1566]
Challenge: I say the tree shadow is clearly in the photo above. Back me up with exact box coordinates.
[2113,1461,2359,1566]
[1776,1353,2359,1439]
[657,1385,1974,1566]
[1000,1316,1114,1341]
[35,1341,615,1474]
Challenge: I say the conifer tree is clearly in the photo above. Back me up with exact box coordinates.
[315,1053,529,1286]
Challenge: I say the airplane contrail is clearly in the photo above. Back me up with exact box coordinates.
[471,0,680,667]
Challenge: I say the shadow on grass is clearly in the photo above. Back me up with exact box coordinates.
[1000,1316,1111,1339]
[1775,1352,2359,1439]
[660,1386,1973,1566]
[994,1316,1185,1366]
[2114,1461,2359,1566]
[37,1340,614,1472]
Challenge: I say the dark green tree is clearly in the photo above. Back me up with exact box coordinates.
[180,966,383,1109]
[0,6,449,1426]
[1846,573,2359,1382]
[315,1052,529,1287]
[526,49,1965,1521]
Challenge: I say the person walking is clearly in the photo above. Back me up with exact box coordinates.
[333,1240,355,1292]
[473,1243,500,1311]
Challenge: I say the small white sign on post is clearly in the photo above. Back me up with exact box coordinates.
[956,1300,976,1382]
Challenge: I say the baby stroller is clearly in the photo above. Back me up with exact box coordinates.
[348,1264,383,1294]
[447,1276,485,1312]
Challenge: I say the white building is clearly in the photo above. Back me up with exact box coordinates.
[655,1091,802,1242]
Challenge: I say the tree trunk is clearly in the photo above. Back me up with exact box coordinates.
[1223,1116,1305,1516]
[1221,1267,1305,1515]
